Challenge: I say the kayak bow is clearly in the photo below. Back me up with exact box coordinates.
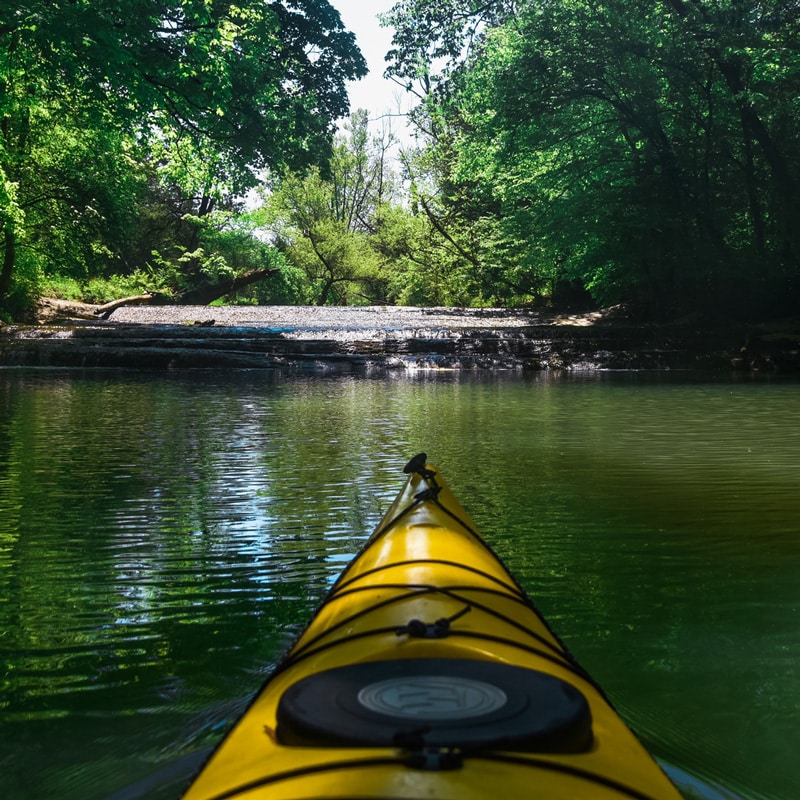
[182,455,681,800]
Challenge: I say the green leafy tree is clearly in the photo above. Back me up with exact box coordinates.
[384,0,800,317]
[381,0,517,101]
[383,0,549,307]
[369,200,463,306]
[259,111,399,305]
[0,0,366,310]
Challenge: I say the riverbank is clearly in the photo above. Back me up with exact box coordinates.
[1,302,799,371]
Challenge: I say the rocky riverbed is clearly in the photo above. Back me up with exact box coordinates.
[1,302,798,372]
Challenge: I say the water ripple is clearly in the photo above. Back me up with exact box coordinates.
[1,371,797,800]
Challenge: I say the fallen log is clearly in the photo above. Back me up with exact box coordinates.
[172,266,280,306]
[33,297,103,323]
[33,266,281,323]
[95,293,165,319]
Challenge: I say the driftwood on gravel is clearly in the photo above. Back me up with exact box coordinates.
[95,293,164,319]
[33,297,103,323]
[33,295,164,323]
[32,266,280,323]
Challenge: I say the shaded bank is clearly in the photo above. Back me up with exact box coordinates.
[1,305,799,372]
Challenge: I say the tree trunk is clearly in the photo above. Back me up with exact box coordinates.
[173,265,279,305]
[0,225,15,302]
[95,293,169,319]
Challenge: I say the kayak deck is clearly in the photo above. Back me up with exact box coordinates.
[182,455,682,799]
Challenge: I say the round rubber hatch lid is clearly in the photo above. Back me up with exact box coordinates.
[276,658,592,753]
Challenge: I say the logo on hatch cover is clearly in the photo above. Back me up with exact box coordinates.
[357,676,507,720]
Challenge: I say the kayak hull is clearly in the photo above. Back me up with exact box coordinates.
[182,457,681,800]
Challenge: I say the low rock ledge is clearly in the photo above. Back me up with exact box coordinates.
[2,304,798,372]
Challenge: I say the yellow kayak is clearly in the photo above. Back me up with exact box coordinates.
[182,455,681,800]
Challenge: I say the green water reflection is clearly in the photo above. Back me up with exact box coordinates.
[0,370,798,799]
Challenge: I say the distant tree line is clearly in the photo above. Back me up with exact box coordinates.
[2,1,798,321]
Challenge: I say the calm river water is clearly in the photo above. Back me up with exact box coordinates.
[1,368,798,800]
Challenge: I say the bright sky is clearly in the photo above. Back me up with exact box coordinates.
[329,0,414,140]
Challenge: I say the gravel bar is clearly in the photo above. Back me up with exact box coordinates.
[106,304,592,333]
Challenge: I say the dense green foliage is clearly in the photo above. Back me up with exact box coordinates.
[383,0,800,317]
[258,111,393,305]
[3,1,798,320]
[259,109,503,306]
[0,0,365,316]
